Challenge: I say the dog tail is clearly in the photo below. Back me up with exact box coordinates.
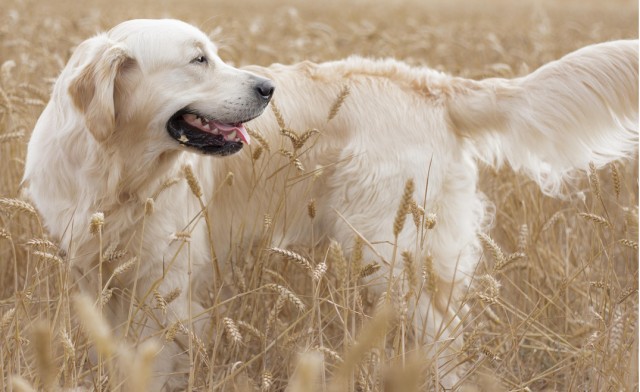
[446,39,638,195]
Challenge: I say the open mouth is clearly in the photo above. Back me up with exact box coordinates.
[166,109,253,156]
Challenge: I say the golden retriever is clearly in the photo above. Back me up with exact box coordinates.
[23,19,638,390]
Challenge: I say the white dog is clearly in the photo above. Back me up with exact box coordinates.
[23,19,638,390]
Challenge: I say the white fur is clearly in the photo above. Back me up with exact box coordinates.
[23,19,638,390]
[448,40,638,194]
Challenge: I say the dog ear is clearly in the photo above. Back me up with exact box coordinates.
[68,36,134,142]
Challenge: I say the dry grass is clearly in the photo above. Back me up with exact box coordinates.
[0,0,638,390]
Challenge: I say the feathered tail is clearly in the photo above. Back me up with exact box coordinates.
[447,39,638,194]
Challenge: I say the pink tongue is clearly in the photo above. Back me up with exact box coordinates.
[181,114,250,144]
[211,121,251,145]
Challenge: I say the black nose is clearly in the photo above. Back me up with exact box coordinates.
[255,79,275,101]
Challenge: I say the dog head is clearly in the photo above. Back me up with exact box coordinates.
[67,19,274,156]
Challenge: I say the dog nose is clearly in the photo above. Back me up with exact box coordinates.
[255,79,275,101]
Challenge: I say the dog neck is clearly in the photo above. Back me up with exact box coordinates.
[23,101,183,252]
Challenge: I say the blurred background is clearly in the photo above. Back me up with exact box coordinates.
[0,0,637,390]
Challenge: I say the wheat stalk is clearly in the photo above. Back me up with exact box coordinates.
[222,317,244,345]
[151,287,181,312]
[59,329,75,359]
[89,212,104,236]
[328,239,347,286]
[478,233,506,269]
[165,321,183,342]
[73,295,114,356]
[423,255,438,295]
[268,247,313,272]
[281,127,300,146]
[103,243,126,262]
[358,263,381,279]
[393,179,415,237]
[610,162,621,198]
[462,322,485,354]
[351,235,364,280]
[261,371,274,391]
[0,198,36,215]
[153,290,168,314]
[479,345,500,361]
[113,257,136,276]
[60,328,76,385]
[165,288,182,304]
[0,228,11,240]
[270,99,286,129]
[183,164,203,198]
[1,59,16,83]
[100,288,114,305]
[578,212,611,228]
[144,197,154,216]
[312,262,327,282]
[424,212,437,229]
[33,250,63,265]
[401,250,419,296]
[170,231,192,242]
[237,320,266,342]
[478,274,501,299]
[307,199,316,219]
[153,176,181,198]
[409,200,424,228]
[0,130,24,143]
[33,322,56,389]
[25,238,57,250]
[295,129,319,150]
[588,162,602,201]
[263,213,273,233]
[252,146,264,161]
[541,210,564,233]
[284,328,314,349]
[619,239,638,250]
[517,224,529,252]
[0,307,16,334]
[314,345,344,362]
[246,126,271,151]
[327,84,350,121]
[497,252,527,272]
[266,295,286,337]
[265,284,306,312]
[608,307,624,355]
[278,148,306,171]
[616,287,638,304]
[590,280,610,290]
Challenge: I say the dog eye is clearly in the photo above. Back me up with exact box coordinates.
[191,55,208,65]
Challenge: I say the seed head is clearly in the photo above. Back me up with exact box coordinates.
[183,164,202,198]
[424,212,437,229]
[393,179,415,237]
[327,84,351,121]
[89,212,104,236]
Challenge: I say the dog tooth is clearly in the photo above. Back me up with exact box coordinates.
[227,130,237,140]
[212,128,220,135]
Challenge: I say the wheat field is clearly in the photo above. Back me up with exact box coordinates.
[0,0,638,391]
